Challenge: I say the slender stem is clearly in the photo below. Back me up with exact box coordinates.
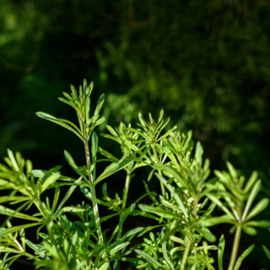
[151,143,165,196]
[228,225,242,270]
[117,171,131,240]
[122,171,131,210]
[84,141,104,243]
[181,237,192,270]
[181,199,198,270]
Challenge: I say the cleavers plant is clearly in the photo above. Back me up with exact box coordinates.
[0,80,269,270]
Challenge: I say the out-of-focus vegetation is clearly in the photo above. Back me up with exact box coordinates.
[1,0,270,268]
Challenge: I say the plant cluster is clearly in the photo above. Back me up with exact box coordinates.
[0,80,269,270]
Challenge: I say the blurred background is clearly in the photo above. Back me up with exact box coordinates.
[1,0,270,268]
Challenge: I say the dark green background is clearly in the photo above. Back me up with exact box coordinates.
[1,0,270,269]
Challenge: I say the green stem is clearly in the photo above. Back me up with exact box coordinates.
[181,199,197,270]
[151,143,165,196]
[181,237,192,270]
[117,171,131,240]
[122,171,131,210]
[228,225,242,270]
[84,141,104,243]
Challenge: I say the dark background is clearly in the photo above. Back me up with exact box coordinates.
[1,0,270,269]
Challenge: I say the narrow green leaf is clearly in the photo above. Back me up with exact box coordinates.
[200,215,235,227]
[64,150,85,177]
[263,245,270,260]
[139,204,180,219]
[153,164,188,189]
[0,196,29,204]
[243,171,258,194]
[162,241,174,270]
[0,247,22,253]
[157,109,164,124]
[233,244,254,270]
[226,162,238,179]
[242,226,257,236]
[95,159,132,185]
[7,149,19,172]
[207,194,235,220]
[155,173,188,218]
[244,220,270,228]
[98,147,118,162]
[218,235,225,270]
[195,141,203,166]
[242,180,261,222]
[135,250,165,269]
[98,262,110,270]
[138,112,148,130]
[196,227,216,242]
[36,112,83,141]
[0,206,40,221]
[245,198,269,221]
[53,177,82,218]
[41,172,61,194]
[0,223,41,238]
[94,93,105,116]
[109,242,130,255]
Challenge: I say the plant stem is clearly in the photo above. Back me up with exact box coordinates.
[228,225,242,270]
[84,141,104,243]
[151,143,165,196]
[117,171,131,240]
[181,199,197,270]
[181,237,191,270]
[122,171,131,210]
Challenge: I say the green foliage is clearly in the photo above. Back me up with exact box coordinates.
[0,80,269,270]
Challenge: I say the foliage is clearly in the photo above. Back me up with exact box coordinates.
[0,80,269,269]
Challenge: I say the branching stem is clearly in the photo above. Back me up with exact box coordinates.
[152,143,165,196]
[228,225,242,270]
[84,141,104,243]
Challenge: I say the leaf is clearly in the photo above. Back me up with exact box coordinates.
[226,162,238,179]
[109,242,130,255]
[7,149,19,171]
[242,180,261,222]
[135,250,165,269]
[244,220,270,228]
[242,226,257,236]
[98,262,110,270]
[36,112,83,141]
[153,164,188,189]
[245,198,269,222]
[0,247,22,253]
[156,173,188,218]
[0,206,40,222]
[218,235,225,270]
[200,216,235,227]
[0,223,41,238]
[263,245,270,260]
[98,147,118,162]
[233,244,254,270]
[162,241,174,270]
[95,159,132,185]
[53,177,82,218]
[139,204,180,219]
[196,227,216,242]
[64,150,86,179]
[41,172,61,194]
[0,196,29,204]
[207,194,235,220]
[243,171,258,194]
[94,93,105,116]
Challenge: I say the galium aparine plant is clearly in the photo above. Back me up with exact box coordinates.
[0,79,269,270]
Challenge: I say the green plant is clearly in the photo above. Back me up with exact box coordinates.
[0,80,269,270]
